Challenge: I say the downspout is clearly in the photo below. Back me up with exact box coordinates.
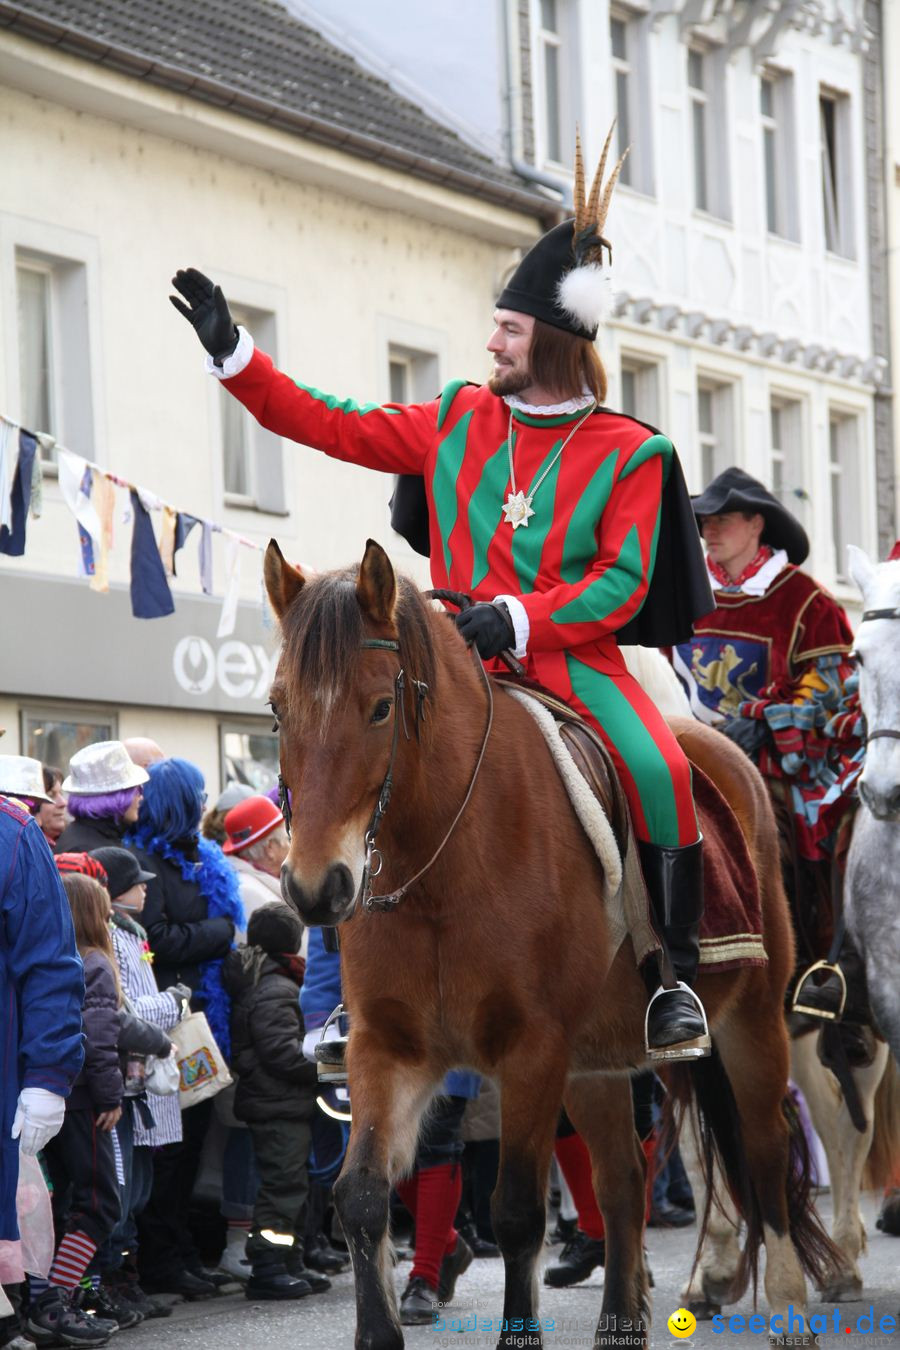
[502,0,571,211]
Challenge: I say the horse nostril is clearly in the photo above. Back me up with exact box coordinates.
[859,781,874,812]
[889,787,900,816]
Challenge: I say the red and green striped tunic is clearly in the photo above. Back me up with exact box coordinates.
[224,350,698,847]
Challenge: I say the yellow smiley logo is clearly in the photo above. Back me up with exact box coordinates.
[667,1308,697,1338]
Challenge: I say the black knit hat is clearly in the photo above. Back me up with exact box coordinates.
[90,846,156,900]
[691,467,809,565]
[247,901,304,954]
[496,127,627,341]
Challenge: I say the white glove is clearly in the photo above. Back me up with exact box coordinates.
[11,1087,67,1155]
[302,1021,344,1065]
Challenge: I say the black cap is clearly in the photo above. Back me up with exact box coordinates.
[691,467,809,565]
[90,846,156,901]
[496,220,603,340]
[247,901,304,954]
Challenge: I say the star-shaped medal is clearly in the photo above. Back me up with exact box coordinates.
[502,490,535,529]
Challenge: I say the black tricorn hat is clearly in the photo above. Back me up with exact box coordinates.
[691,467,809,565]
[496,127,627,341]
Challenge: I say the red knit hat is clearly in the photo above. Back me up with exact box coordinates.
[56,852,109,886]
[223,795,284,855]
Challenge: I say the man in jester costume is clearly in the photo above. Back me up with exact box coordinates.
[673,467,863,1025]
[171,129,715,1061]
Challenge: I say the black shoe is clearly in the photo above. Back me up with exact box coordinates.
[876,1188,900,1236]
[399,1276,437,1326]
[191,1265,231,1289]
[304,1232,351,1275]
[648,1200,696,1228]
[314,1037,348,1083]
[436,1234,473,1303]
[283,1257,331,1295]
[26,1290,113,1347]
[79,1284,143,1329]
[543,1231,606,1287]
[639,840,711,1061]
[470,1235,501,1259]
[106,1277,173,1320]
[245,1268,312,1301]
[142,1269,218,1300]
[548,1213,577,1246]
[793,964,846,1019]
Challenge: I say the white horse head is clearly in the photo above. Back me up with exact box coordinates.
[848,544,900,821]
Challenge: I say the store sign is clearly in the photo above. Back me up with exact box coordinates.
[173,637,278,701]
[0,572,279,715]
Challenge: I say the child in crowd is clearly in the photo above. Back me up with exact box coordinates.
[223,903,326,1300]
[27,874,123,1349]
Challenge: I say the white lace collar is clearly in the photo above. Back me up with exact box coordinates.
[503,388,596,416]
[708,549,789,596]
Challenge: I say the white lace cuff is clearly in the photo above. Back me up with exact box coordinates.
[205,325,254,380]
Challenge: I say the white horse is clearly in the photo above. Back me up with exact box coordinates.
[623,635,900,1309]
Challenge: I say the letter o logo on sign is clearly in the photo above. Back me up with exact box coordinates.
[173,636,216,695]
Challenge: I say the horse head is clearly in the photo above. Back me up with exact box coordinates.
[848,544,900,821]
[264,537,436,924]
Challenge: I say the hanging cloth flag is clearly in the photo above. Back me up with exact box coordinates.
[90,474,116,594]
[130,489,174,619]
[159,506,178,577]
[58,451,102,577]
[0,418,19,532]
[217,534,241,638]
[199,520,214,596]
[0,429,37,557]
[30,442,45,518]
[174,512,199,578]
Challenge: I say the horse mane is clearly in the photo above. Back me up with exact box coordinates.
[278,568,438,727]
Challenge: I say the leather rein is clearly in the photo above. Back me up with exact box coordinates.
[277,615,495,915]
[857,606,900,745]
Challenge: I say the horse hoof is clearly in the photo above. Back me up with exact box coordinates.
[877,1190,900,1236]
[686,1299,721,1321]
[819,1275,863,1302]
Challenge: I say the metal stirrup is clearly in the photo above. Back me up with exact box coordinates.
[644,981,711,1062]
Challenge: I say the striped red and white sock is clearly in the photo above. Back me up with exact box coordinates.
[50,1231,97,1290]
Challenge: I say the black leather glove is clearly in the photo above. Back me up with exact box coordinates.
[455,602,516,660]
[170,268,239,364]
[719,715,770,759]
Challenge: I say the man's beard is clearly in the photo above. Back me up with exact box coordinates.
[488,363,533,397]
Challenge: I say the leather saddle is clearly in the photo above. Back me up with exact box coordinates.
[492,674,630,858]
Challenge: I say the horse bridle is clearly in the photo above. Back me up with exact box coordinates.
[857,606,900,745]
[277,632,495,914]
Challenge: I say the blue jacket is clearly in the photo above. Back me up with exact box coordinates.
[1,799,85,1240]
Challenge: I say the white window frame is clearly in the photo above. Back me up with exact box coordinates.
[2,217,103,475]
[687,45,730,221]
[760,69,799,241]
[534,0,578,170]
[819,87,854,258]
[769,394,807,521]
[619,354,660,426]
[215,300,287,517]
[15,259,57,458]
[20,703,116,767]
[828,409,861,582]
[696,376,734,484]
[219,719,279,796]
[610,8,653,196]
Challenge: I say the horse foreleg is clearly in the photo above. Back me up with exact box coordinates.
[493,1037,568,1350]
[791,1031,888,1299]
[564,1075,649,1350]
[677,1105,745,1317]
[334,1047,437,1350]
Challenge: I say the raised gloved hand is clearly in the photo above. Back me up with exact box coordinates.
[11,1087,66,1155]
[169,268,239,364]
[719,715,770,759]
[166,982,192,1019]
[455,602,515,660]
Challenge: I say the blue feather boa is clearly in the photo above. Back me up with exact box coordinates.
[126,829,245,1060]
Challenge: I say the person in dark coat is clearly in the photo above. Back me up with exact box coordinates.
[127,758,243,1300]
[55,741,148,855]
[223,903,325,1301]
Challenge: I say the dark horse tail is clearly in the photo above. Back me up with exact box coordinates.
[669,1046,843,1297]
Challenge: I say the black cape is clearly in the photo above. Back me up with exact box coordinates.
[389,412,713,647]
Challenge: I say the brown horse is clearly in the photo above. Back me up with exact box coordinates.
[265,539,841,1350]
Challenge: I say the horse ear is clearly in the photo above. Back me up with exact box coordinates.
[356,539,397,625]
[264,539,306,620]
[847,544,875,599]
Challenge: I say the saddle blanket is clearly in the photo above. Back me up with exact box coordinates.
[506,687,767,976]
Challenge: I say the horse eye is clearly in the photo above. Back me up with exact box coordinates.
[370,699,393,725]
[268,700,281,732]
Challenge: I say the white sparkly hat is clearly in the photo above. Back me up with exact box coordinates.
[0,755,51,802]
[63,741,150,795]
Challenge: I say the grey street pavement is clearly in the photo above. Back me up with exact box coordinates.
[123,1194,898,1349]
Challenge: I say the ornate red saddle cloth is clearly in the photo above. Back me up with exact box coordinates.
[689,761,767,974]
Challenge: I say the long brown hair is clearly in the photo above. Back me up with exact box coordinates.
[529,319,607,404]
[61,872,122,1001]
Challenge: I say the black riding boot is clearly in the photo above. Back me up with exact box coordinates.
[639,839,711,1061]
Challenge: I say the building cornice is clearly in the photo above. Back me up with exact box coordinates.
[649,0,871,63]
[611,291,888,389]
